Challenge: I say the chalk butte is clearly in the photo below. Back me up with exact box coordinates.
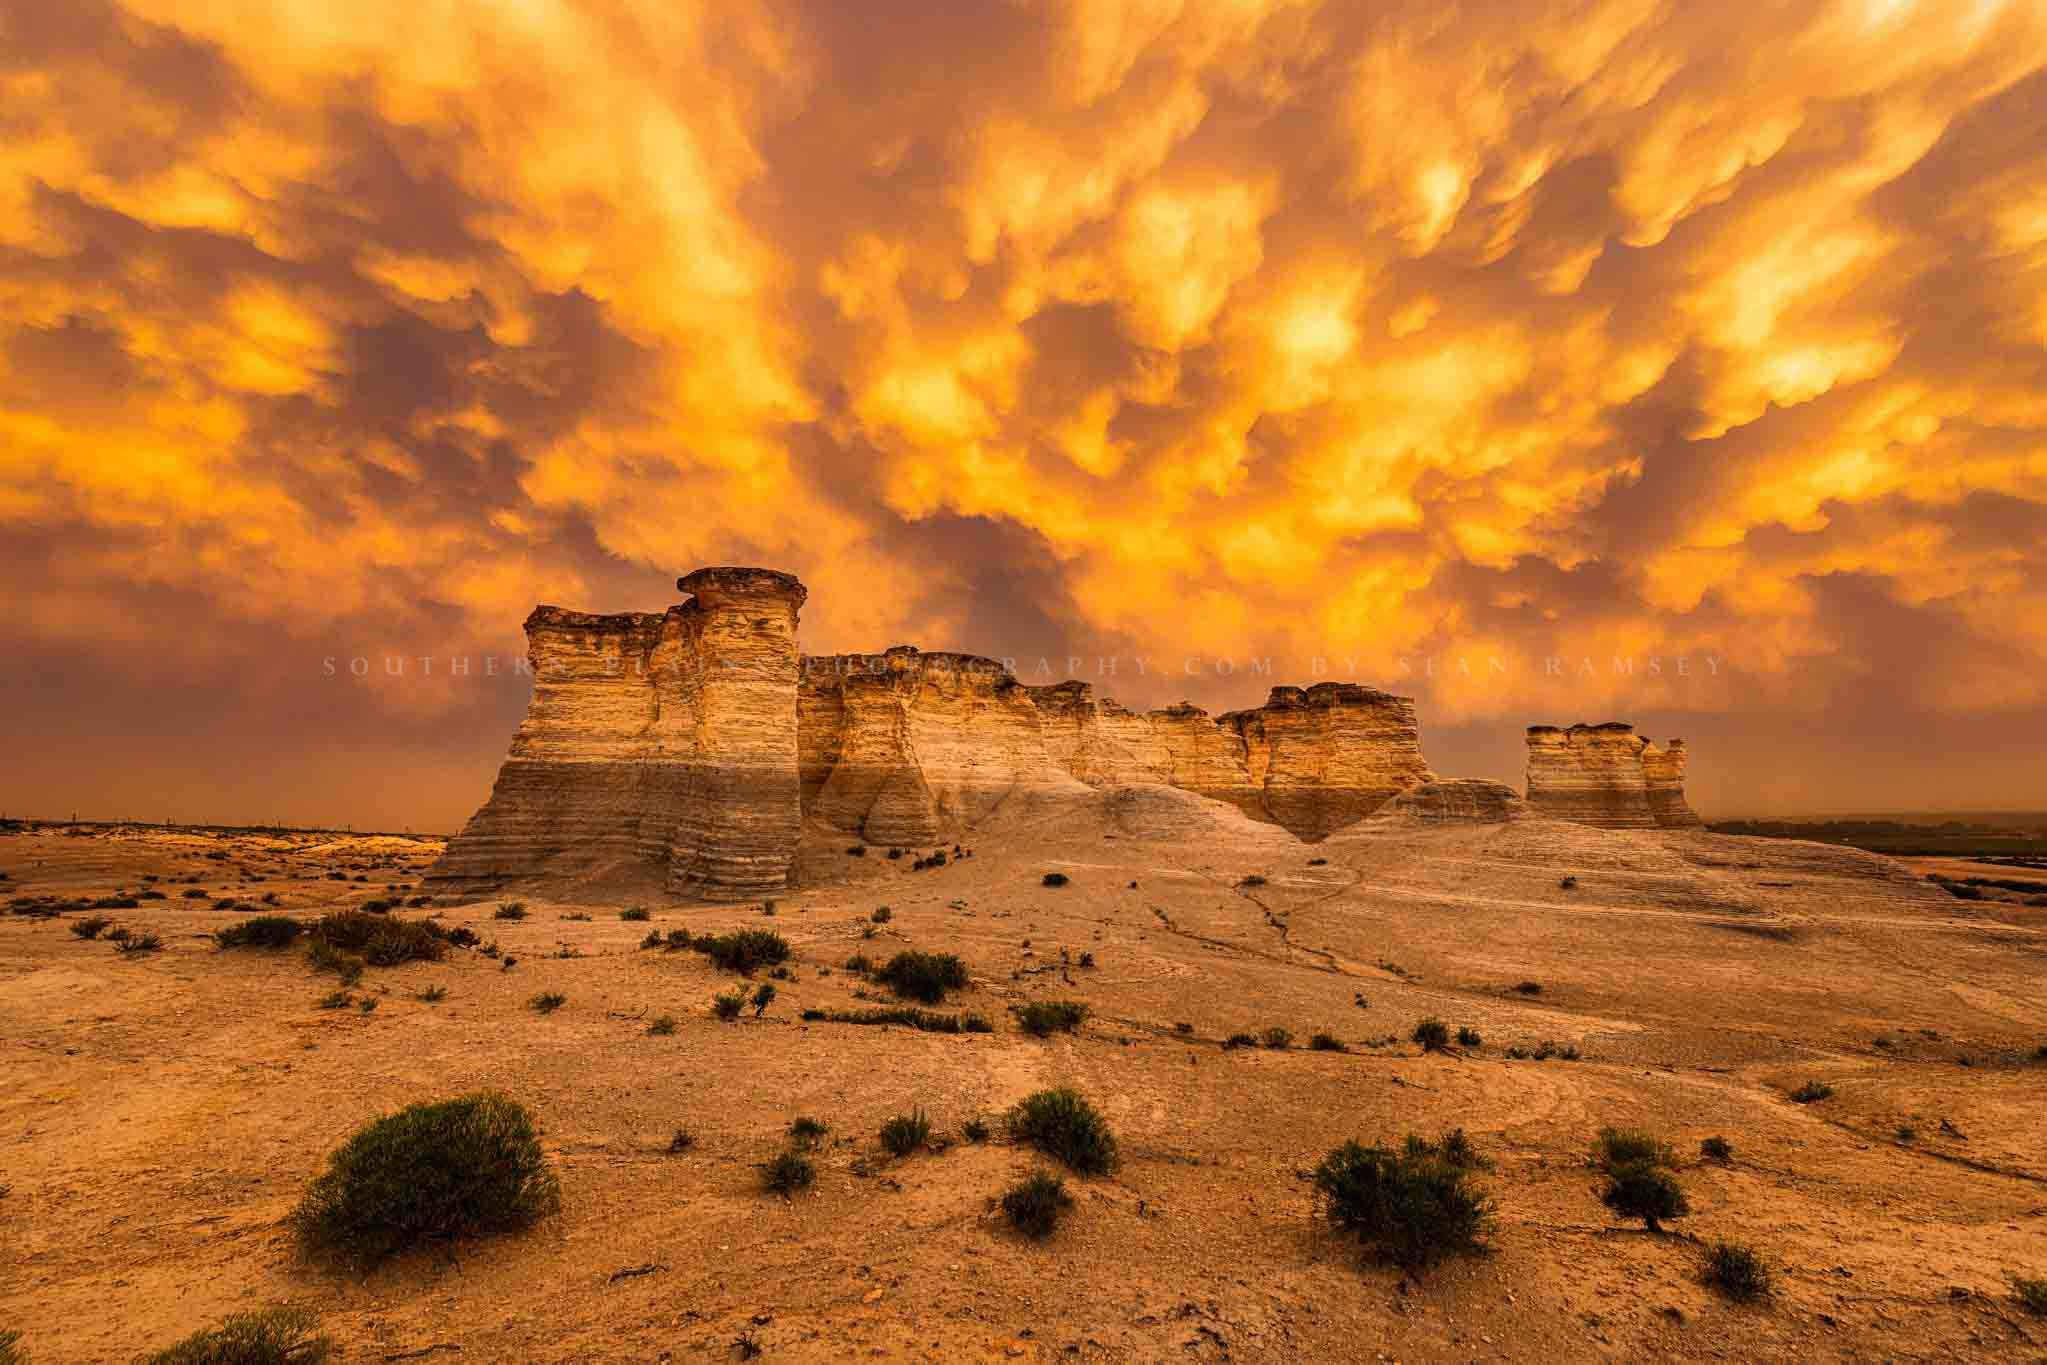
[1023,681,1172,786]
[1642,739,1704,828]
[429,569,805,899]
[1225,684,1435,840]
[1525,723,1702,830]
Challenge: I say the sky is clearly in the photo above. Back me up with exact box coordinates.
[2,0,2045,831]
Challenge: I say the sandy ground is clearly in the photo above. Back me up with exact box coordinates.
[3,796,2046,1363]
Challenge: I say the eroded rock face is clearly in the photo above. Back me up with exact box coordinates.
[1642,739,1704,828]
[1525,723,1701,829]
[428,569,806,900]
[1377,779,1526,823]
[1023,681,1172,786]
[1225,684,1435,839]
[803,648,1087,845]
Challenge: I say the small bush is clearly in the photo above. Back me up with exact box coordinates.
[750,983,776,1017]
[1077,951,1095,968]
[317,990,353,1010]
[1789,1080,1834,1104]
[1559,876,1577,889]
[1001,1169,1072,1239]
[1702,1241,1773,1302]
[529,991,566,1014]
[1017,1000,1087,1037]
[1263,1027,1292,1050]
[879,1109,931,1157]
[1412,1018,1450,1051]
[846,845,866,857]
[762,1150,814,1195]
[1592,1128,1675,1173]
[640,930,663,950]
[667,1129,694,1153]
[357,997,378,1014]
[1239,874,1268,888]
[1225,1031,1257,1050]
[1312,1138,1493,1272]
[844,953,874,975]
[493,902,527,920]
[695,928,790,975]
[662,928,691,951]
[788,1116,829,1147]
[1601,1163,1689,1232]
[648,1015,678,1035]
[2009,1274,2047,1316]
[871,906,892,924]
[877,950,970,1004]
[115,932,163,954]
[214,916,304,949]
[71,916,112,939]
[1310,1032,1346,1052]
[1515,981,1542,995]
[1041,872,1069,887]
[1700,1135,1733,1162]
[621,907,650,922]
[1007,1088,1117,1175]
[417,986,447,1003]
[1456,1026,1482,1048]
[291,1091,560,1266]
[712,990,746,1021]
[140,1306,331,1364]
[962,1117,990,1143]
[308,911,447,967]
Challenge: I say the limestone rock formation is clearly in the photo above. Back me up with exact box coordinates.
[1146,702,1266,817]
[1525,723,1701,829]
[429,569,806,899]
[1225,684,1435,839]
[1642,739,1705,827]
[1024,681,1172,786]
[1378,779,1526,823]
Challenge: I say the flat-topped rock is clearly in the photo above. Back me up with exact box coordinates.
[1525,723,1702,829]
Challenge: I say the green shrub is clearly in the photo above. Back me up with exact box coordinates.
[1412,1018,1450,1051]
[1601,1162,1689,1232]
[1310,1032,1346,1052]
[639,929,662,950]
[1001,1169,1072,1239]
[648,1015,678,1035]
[308,910,447,967]
[291,1091,559,1266]
[1312,1138,1494,1273]
[1263,1027,1292,1050]
[529,991,566,1014]
[812,1006,992,1034]
[214,916,304,949]
[1041,872,1069,887]
[1007,1088,1117,1175]
[788,1116,829,1147]
[750,983,776,1017]
[1789,1080,1834,1103]
[115,932,163,954]
[1455,1026,1482,1048]
[876,950,969,1004]
[694,928,790,975]
[762,1150,813,1195]
[844,953,874,975]
[712,990,746,1020]
[2009,1274,2047,1316]
[1224,1031,1257,1050]
[962,1117,990,1143]
[1405,1129,1490,1171]
[879,1109,931,1157]
[667,1129,694,1153]
[493,902,527,920]
[70,916,112,939]
[621,907,650,922]
[1702,1241,1773,1302]
[1016,1000,1087,1037]
[1592,1128,1675,1173]
[871,906,892,924]
[139,1306,331,1364]
[1700,1135,1733,1162]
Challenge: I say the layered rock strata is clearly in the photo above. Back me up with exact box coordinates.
[1524,723,1700,829]
[1376,779,1526,823]
[429,569,806,899]
[1224,684,1435,839]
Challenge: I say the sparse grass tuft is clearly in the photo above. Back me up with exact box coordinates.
[139,1306,331,1365]
[962,1117,990,1143]
[1225,1031,1258,1050]
[1601,1162,1689,1232]
[762,1150,814,1196]
[1412,1017,1450,1051]
[1016,1000,1087,1037]
[214,916,304,949]
[291,1091,559,1267]
[1515,981,1542,995]
[307,910,447,967]
[1239,874,1268,888]
[2009,1274,2047,1316]
[417,986,447,1003]
[876,950,969,1004]
[493,902,527,920]
[621,907,650,922]
[1263,1027,1292,1050]
[1313,1137,1494,1273]
[879,1109,931,1157]
[1001,1169,1072,1239]
[694,928,790,975]
[1310,1032,1346,1052]
[1789,1080,1834,1104]
[529,991,566,1014]
[1006,1088,1117,1175]
[1700,1135,1733,1163]
[1456,1026,1483,1049]
[1041,872,1069,887]
[317,990,353,1010]
[648,1015,678,1036]
[788,1116,830,1147]
[70,916,112,939]
[667,1129,694,1153]
[1702,1241,1773,1302]
[712,990,746,1021]
[115,932,163,954]
[1592,1128,1676,1173]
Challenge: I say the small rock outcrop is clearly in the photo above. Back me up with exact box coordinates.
[1524,723,1701,829]
[1378,779,1526,823]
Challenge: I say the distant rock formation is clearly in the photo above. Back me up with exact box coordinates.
[432,567,1705,899]
[1524,723,1701,829]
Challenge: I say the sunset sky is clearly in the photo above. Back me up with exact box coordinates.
[3,0,2046,830]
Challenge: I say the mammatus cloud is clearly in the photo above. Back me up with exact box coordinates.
[2,0,2044,824]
